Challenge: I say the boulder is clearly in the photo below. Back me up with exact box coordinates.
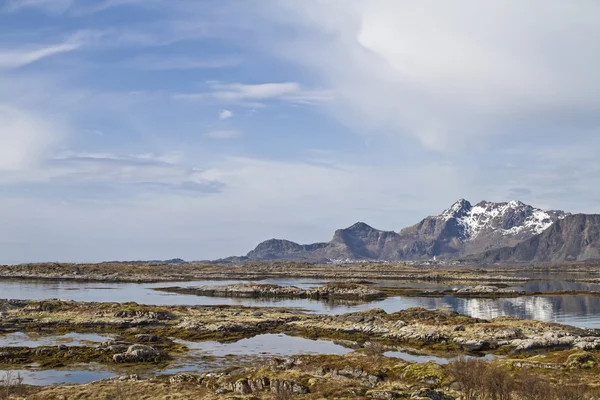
[113,344,162,363]
[270,379,308,396]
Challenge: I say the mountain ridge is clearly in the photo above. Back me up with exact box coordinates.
[239,199,598,263]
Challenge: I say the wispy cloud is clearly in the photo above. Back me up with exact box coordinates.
[1,0,74,14]
[0,36,83,69]
[205,129,243,139]
[218,109,233,120]
[173,81,333,105]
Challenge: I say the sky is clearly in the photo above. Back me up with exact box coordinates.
[0,0,599,263]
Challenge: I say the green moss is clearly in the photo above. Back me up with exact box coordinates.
[402,362,448,386]
[566,352,597,369]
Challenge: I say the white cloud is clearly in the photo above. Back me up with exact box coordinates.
[0,36,83,69]
[1,0,74,14]
[0,105,63,171]
[219,109,233,120]
[255,0,600,150]
[173,81,333,105]
[206,129,243,139]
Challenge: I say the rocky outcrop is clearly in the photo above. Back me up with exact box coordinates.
[156,282,386,300]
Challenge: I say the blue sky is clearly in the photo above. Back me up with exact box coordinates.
[0,0,599,263]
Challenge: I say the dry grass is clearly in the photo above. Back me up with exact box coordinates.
[0,371,26,400]
[447,358,597,400]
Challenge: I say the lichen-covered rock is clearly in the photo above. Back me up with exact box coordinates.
[371,390,400,399]
[113,344,162,363]
[234,378,252,394]
[566,352,597,369]
[169,374,197,384]
[270,379,308,395]
[411,388,455,400]
[113,310,171,320]
[403,362,445,385]
[160,282,386,301]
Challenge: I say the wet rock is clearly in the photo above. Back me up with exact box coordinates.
[113,344,162,363]
[252,311,263,317]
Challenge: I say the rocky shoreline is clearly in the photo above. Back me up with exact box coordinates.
[0,262,537,283]
[154,282,387,301]
[2,299,600,398]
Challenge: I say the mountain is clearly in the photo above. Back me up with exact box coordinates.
[243,199,574,262]
[478,214,600,262]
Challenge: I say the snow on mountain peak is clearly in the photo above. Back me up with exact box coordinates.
[439,199,567,240]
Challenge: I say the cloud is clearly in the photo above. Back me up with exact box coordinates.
[206,129,243,139]
[1,0,74,14]
[0,105,63,171]
[252,0,600,151]
[173,81,333,105]
[0,36,83,69]
[219,109,233,120]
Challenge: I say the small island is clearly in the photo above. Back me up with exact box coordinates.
[154,282,387,301]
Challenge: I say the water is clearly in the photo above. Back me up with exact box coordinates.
[511,280,600,293]
[0,278,324,306]
[384,351,498,364]
[175,333,352,357]
[2,279,600,328]
[0,332,112,347]
[0,367,115,385]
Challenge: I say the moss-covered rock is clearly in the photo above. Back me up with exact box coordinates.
[566,352,597,369]
[402,362,446,386]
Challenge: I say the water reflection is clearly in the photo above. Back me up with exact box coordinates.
[2,279,600,328]
[175,334,352,357]
[384,351,498,365]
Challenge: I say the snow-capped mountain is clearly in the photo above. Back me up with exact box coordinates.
[239,199,596,263]
[436,199,568,254]
[441,199,566,238]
